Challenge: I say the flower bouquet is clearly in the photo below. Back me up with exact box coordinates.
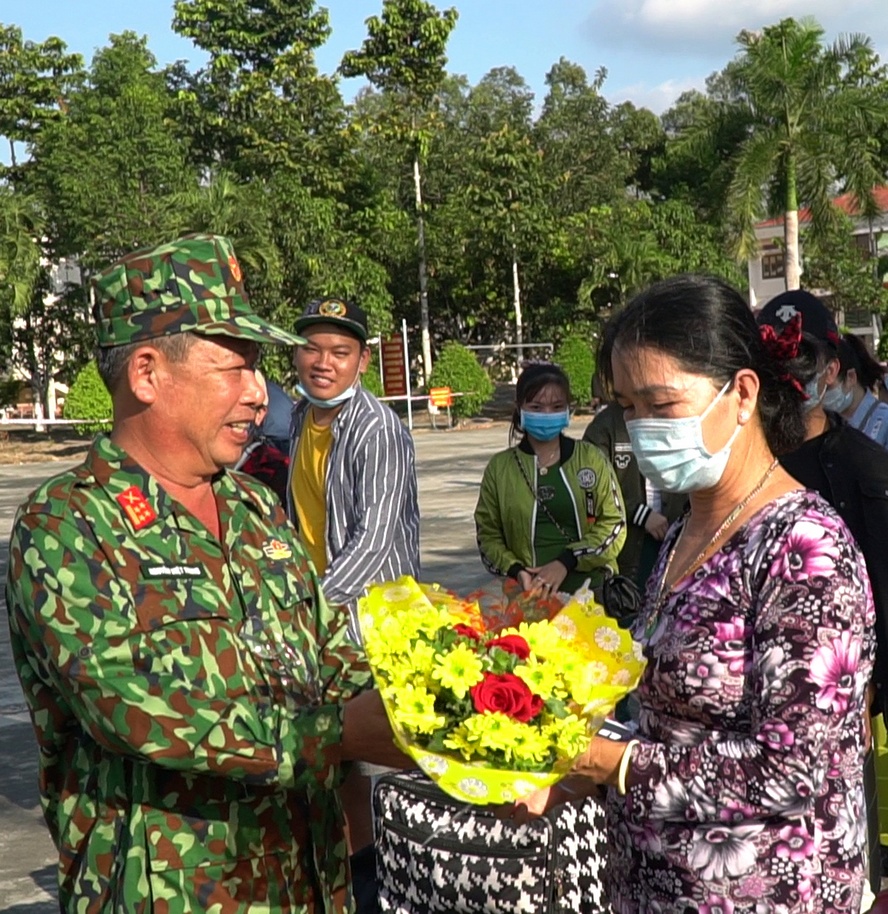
[358,576,646,805]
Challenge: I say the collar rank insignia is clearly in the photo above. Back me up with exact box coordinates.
[263,538,293,560]
[117,485,157,530]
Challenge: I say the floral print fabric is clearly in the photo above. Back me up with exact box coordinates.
[606,490,875,913]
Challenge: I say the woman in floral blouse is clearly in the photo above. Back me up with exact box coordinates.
[514,274,875,913]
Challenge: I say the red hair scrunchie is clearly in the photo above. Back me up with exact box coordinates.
[760,314,806,396]
[759,313,802,361]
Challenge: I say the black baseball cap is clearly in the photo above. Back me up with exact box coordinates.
[757,289,840,348]
[295,297,368,343]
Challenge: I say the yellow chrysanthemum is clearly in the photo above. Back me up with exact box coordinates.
[443,713,524,761]
[388,683,446,735]
[443,722,485,760]
[381,657,422,690]
[514,655,563,699]
[510,725,555,765]
[430,642,485,698]
[546,713,591,760]
[514,620,564,658]
[404,638,438,678]
[369,615,414,655]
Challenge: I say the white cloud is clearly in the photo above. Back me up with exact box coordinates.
[607,77,705,115]
[585,0,888,60]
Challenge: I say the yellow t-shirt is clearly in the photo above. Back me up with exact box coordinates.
[292,413,332,574]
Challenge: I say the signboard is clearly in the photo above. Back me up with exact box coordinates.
[381,334,408,397]
[429,387,453,407]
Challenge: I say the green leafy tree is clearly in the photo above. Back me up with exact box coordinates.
[465,66,534,136]
[341,0,459,381]
[567,199,743,316]
[534,59,627,216]
[427,341,493,419]
[29,32,199,269]
[655,89,747,224]
[802,213,888,315]
[169,170,395,386]
[172,0,346,184]
[608,101,665,197]
[458,125,549,354]
[0,24,82,178]
[361,349,385,398]
[574,203,669,314]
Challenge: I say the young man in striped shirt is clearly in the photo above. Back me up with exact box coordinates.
[287,296,420,912]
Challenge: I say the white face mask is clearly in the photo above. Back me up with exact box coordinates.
[296,365,363,410]
[625,378,742,494]
[802,370,826,412]
[296,381,358,410]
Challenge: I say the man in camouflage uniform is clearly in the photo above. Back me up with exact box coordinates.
[5,233,406,913]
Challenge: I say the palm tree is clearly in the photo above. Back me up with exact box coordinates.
[710,18,887,289]
[0,188,44,315]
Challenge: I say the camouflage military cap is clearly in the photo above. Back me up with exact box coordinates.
[92,233,305,348]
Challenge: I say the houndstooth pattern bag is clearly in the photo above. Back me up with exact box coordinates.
[374,770,608,913]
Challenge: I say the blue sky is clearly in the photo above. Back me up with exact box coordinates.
[4,0,887,114]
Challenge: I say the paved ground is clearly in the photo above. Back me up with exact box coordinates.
[0,417,590,911]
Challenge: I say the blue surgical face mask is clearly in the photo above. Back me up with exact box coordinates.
[821,380,853,414]
[296,381,358,410]
[625,378,741,494]
[520,409,570,442]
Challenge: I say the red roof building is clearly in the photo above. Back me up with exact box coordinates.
[748,186,888,347]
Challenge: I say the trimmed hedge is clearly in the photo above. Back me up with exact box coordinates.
[428,342,494,420]
[62,360,112,434]
[554,335,597,407]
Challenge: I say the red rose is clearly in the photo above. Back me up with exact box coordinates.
[487,634,531,660]
[470,672,544,722]
[454,623,483,641]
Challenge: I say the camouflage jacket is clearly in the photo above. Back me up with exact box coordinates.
[5,435,371,914]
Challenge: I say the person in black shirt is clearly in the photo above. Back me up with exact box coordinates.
[758,289,888,896]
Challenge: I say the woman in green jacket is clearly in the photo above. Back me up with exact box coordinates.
[474,362,627,596]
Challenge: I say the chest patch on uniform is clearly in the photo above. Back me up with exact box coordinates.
[116,485,157,529]
[262,538,293,560]
[614,454,632,470]
[577,468,597,488]
[143,563,206,580]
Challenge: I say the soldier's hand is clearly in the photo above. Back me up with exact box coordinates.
[341,689,412,769]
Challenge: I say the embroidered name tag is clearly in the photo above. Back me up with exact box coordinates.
[143,564,206,580]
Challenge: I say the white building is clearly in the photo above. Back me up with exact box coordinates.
[748,187,888,348]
